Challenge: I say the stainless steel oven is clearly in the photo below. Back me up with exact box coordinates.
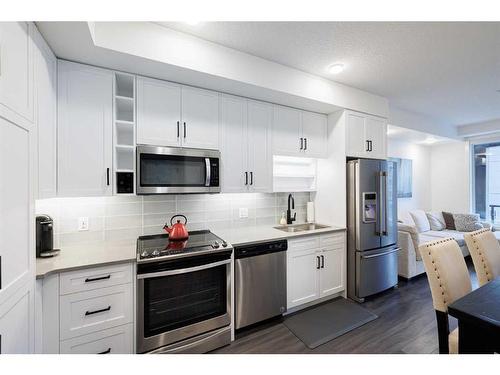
[136,145,220,194]
[136,251,231,354]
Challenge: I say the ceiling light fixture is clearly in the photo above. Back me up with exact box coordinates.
[328,63,345,75]
[423,137,437,144]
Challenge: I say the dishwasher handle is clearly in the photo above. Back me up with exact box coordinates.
[234,240,288,259]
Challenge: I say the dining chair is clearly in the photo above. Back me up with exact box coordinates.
[464,228,500,286]
[419,238,472,354]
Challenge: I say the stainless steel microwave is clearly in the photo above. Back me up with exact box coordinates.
[136,145,220,194]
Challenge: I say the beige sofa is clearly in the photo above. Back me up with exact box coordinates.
[397,210,496,279]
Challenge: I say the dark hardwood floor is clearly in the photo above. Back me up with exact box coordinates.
[214,258,478,354]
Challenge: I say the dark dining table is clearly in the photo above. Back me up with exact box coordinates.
[448,277,500,354]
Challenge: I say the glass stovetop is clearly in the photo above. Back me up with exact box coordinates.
[137,230,229,262]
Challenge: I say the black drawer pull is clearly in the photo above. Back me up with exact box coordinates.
[98,348,111,354]
[85,306,111,316]
[85,275,111,283]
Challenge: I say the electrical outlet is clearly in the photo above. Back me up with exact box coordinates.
[78,217,89,231]
[239,207,249,219]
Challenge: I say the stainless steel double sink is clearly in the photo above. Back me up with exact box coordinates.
[273,223,330,233]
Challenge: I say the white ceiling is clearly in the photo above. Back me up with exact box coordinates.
[387,125,452,145]
[159,22,500,127]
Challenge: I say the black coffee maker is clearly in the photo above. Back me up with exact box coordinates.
[36,215,60,257]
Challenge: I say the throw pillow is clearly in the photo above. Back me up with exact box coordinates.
[442,212,456,230]
[426,212,446,231]
[453,213,483,232]
[409,210,431,233]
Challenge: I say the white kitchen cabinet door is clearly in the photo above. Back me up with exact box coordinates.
[287,248,320,309]
[34,28,57,199]
[319,247,344,298]
[247,100,272,193]
[57,61,113,197]
[346,111,368,158]
[181,86,219,150]
[365,116,387,159]
[136,76,181,147]
[301,111,327,158]
[220,95,248,193]
[0,22,34,126]
[0,286,31,354]
[273,105,302,156]
[0,117,32,303]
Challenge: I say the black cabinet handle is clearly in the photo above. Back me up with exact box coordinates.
[183,122,186,138]
[300,137,304,150]
[244,172,248,185]
[106,168,110,186]
[250,171,253,185]
[85,306,111,316]
[366,140,370,152]
[98,348,111,354]
[368,140,373,152]
[177,121,180,138]
[321,255,325,268]
[85,275,111,283]
[316,256,320,269]
[304,138,307,150]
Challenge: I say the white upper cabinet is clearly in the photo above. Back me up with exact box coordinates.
[301,111,328,158]
[273,106,302,156]
[137,77,181,147]
[220,95,248,193]
[345,110,387,159]
[246,100,273,192]
[136,78,219,150]
[34,28,57,199]
[220,95,272,193]
[273,105,327,158]
[57,61,113,197]
[0,22,34,126]
[181,86,219,150]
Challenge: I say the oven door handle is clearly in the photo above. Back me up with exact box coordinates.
[205,158,211,187]
[137,259,231,279]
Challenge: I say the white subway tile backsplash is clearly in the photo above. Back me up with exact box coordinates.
[36,192,311,248]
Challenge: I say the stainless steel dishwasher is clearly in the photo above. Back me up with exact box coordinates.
[234,239,287,329]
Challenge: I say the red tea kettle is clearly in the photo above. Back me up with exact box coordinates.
[163,214,189,240]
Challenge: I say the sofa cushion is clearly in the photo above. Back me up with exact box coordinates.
[442,212,456,230]
[453,213,483,232]
[426,212,446,231]
[409,210,431,233]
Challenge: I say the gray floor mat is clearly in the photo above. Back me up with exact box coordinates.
[284,298,378,349]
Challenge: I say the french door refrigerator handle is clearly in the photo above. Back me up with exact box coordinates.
[383,171,388,236]
[361,248,400,259]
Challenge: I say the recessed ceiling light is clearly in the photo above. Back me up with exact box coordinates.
[328,63,345,75]
[423,137,437,144]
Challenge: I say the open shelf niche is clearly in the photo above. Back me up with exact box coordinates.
[113,73,136,194]
[273,155,318,192]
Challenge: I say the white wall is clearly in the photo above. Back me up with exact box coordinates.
[387,139,432,222]
[430,141,470,213]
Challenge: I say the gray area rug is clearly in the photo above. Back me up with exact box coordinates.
[284,298,378,349]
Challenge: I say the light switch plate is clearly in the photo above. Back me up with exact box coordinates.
[78,217,89,231]
[239,208,249,219]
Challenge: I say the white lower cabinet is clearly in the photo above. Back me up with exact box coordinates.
[0,285,31,354]
[60,324,133,354]
[287,232,345,310]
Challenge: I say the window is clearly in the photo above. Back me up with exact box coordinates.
[472,141,500,222]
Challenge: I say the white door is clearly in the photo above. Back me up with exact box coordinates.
[346,111,367,158]
[273,105,302,156]
[287,248,320,309]
[247,100,272,193]
[319,247,345,298]
[181,86,219,150]
[220,95,248,193]
[0,22,34,125]
[34,29,57,199]
[57,61,113,197]
[136,76,181,147]
[302,111,327,158]
[0,286,31,354]
[365,116,387,159]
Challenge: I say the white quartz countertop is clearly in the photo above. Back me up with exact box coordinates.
[215,224,346,247]
[36,239,136,279]
[35,223,345,278]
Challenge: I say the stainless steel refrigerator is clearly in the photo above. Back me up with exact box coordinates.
[347,159,399,303]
